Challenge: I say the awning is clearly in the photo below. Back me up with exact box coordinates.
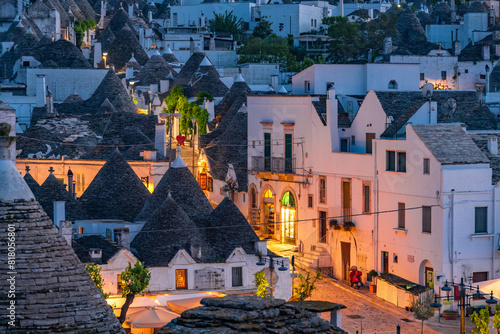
[127,306,179,329]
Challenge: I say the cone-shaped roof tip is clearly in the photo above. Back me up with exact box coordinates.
[171,155,187,168]
[152,49,161,56]
[165,46,173,54]
[200,56,212,66]
[0,136,35,201]
[235,74,245,83]
[278,85,288,94]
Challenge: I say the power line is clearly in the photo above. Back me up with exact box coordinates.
[75,205,439,235]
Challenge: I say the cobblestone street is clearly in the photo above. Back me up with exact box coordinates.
[268,241,475,334]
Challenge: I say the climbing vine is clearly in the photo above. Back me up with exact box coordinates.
[163,85,210,136]
[74,19,96,46]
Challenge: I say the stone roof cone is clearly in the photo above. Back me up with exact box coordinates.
[23,166,41,198]
[80,150,151,222]
[162,46,178,63]
[135,155,213,222]
[0,136,124,333]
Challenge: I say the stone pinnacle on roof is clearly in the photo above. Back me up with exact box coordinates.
[23,166,42,198]
[0,136,34,201]
[200,56,212,66]
[0,136,124,333]
[170,154,187,168]
[235,73,245,83]
[80,150,151,221]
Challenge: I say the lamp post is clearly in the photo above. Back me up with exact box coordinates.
[129,81,136,98]
[433,278,498,334]
[102,52,108,68]
[256,255,288,298]
[191,118,197,175]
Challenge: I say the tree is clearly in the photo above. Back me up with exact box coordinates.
[118,261,151,324]
[208,11,243,40]
[85,263,109,299]
[293,270,322,301]
[74,19,96,47]
[493,305,500,332]
[252,17,273,39]
[470,308,491,334]
[237,36,298,72]
[253,270,269,297]
[412,293,435,334]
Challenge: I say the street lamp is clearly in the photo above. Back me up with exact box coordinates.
[129,81,136,98]
[256,255,288,298]
[191,118,197,175]
[433,278,498,334]
[102,52,108,68]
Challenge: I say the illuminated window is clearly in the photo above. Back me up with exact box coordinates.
[117,274,124,293]
[264,189,273,199]
[176,269,187,289]
[281,191,296,244]
[76,172,85,193]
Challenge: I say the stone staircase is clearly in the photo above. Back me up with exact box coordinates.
[295,242,332,272]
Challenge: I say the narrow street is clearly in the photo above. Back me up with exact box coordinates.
[268,241,474,334]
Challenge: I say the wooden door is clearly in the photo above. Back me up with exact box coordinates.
[341,242,351,281]
[319,211,327,243]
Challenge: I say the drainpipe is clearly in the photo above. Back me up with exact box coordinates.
[492,187,496,279]
[374,140,379,272]
[450,189,455,281]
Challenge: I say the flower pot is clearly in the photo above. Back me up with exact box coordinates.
[369,285,377,293]
[443,311,458,320]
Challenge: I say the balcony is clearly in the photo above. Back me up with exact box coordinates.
[330,208,355,231]
[251,156,296,174]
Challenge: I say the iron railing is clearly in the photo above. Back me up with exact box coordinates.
[251,156,296,174]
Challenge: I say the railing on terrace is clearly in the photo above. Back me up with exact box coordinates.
[251,156,296,174]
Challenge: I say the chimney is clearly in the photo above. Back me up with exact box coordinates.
[209,34,215,51]
[105,228,112,241]
[125,64,134,79]
[189,37,195,55]
[488,137,498,154]
[160,80,170,93]
[368,8,373,19]
[128,4,133,18]
[36,74,47,107]
[0,104,16,162]
[99,1,106,29]
[59,220,72,245]
[383,37,392,55]
[89,248,103,264]
[67,168,74,198]
[149,83,158,94]
[254,240,267,255]
[17,0,22,17]
[141,150,157,161]
[155,123,167,158]
[114,227,130,250]
[482,43,491,61]
[53,201,65,228]
[454,40,461,56]
[326,87,339,152]
[190,244,202,259]
[271,74,278,92]
[204,98,214,121]
[47,87,54,114]
[339,0,343,16]
[93,42,102,68]
[148,10,152,22]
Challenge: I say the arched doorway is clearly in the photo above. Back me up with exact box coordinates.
[419,260,434,289]
[281,191,297,245]
[262,189,275,238]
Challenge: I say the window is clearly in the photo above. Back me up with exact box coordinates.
[304,81,311,93]
[422,206,432,233]
[308,195,313,208]
[117,274,124,293]
[472,272,488,283]
[420,73,425,81]
[251,188,257,208]
[311,19,314,26]
[398,202,405,229]
[423,158,430,175]
[326,82,335,91]
[366,133,375,154]
[340,138,350,152]
[351,136,356,145]
[441,71,447,80]
[22,61,30,67]
[284,133,293,173]
[386,151,396,171]
[232,267,243,287]
[78,226,84,234]
[319,177,326,204]
[388,80,398,89]
[393,253,398,263]
[176,269,188,289]
[475,207,488,234]
[76,172,85,193]
[264,132,271,171]
[397,152,406,172]
[465,69,469,74]
[362,184,370,214]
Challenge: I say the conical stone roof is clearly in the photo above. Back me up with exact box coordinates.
[468,0,487,13]
[135,155,213,222]
[135,54,177,85]
[23,169,42,198]
[131,194,211,266]
[207,196,259,259]
[162,47,178,63]
[97,27,116,52]
[0,136,124,333]
[212,78,251,123]
[107,8,137,37]
[96,97,117,114]
[74,0,97,20]
[63,90,84,103]
[34,39,92,69]
[38,172,86,221]
[80,150,151,221]
[85,68,137,113]
[107,24,149,71]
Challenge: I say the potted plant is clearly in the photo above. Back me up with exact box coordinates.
[443,309,458,320]
[368,270,378,293]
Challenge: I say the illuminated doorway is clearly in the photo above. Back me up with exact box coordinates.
[263,189,275,237]
[281,191,296,244]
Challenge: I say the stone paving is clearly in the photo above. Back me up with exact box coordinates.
[267,240,476,334]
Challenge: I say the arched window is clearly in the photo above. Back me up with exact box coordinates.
[251,188,257,208]
[281,191,296,244]
[388,80,398,90]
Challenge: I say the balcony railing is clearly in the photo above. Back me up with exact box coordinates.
[251,156,296,174]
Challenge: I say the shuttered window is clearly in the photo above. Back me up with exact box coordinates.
[232,267,243,287]
[475,207,488,234]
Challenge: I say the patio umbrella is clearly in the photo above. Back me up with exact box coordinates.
[478,278,500,298]
[127,306,179,328]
